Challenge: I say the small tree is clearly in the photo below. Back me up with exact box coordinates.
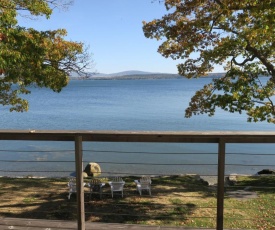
[0,0,92,112]
[143,0,275,123]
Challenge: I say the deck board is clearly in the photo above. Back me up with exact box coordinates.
[0,217,214,230]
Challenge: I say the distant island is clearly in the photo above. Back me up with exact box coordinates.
[70,70,225,80]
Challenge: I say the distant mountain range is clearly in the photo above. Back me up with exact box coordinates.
[70,70,225,80]
[93,70,162,77]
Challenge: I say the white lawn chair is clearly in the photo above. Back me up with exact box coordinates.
[68,178,77,199]
[108,177,125,198]
[134,176,152,196]
[67,178,86,199]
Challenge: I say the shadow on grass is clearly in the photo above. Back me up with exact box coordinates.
[84,175,209,224]
[0,175,212,225]
[0,177,77,220]
[84,191,197,224]
[150,175,214,198]
[228,175,275,195]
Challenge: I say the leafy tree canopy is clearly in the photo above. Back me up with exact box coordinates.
[0,0,91,112]
[143,0,275,123]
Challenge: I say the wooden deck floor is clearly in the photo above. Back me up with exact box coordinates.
[0,217,215,230]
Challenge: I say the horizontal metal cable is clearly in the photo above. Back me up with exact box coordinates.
[96,162,218,166]
[0,208,77,213]
[226,186,275,189]
[84,211,216,219]
[0,170,72,172]
[90,171,219,176]
[0,207,216,220]
[0,159,273,168]
[83,150,218,154]
[223,207,273,210]
[225,163,275,166]
[0,150,74,153]
[0,204,270,212]
[1,148,274,156]
[0,170,218,177]
[0,159,217,166]
[226,153,275,156]
[224,217,269,221]
[0,160,74,162]
[107,193,209,198]
[85,202,217,209]
[0,161,216,167]
[0,149,216,154]
[84,150,275,156]
[0,202,270,211]
[86,202,266,210]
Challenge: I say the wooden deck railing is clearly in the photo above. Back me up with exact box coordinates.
[1,130,275,230]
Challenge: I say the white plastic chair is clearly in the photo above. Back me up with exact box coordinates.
[134,176,152,196]
[108,177,125,198]
[68,178,77,199]
[67,178,86,199]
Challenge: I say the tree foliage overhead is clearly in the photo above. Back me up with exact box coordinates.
[143,0,275,123]
[0,0,91,112]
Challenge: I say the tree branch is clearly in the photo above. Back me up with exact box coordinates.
[213,0,223,7]
[232,55,256,66]
[246,44,275,79]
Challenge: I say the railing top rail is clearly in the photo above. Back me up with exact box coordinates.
[0,130,275,143]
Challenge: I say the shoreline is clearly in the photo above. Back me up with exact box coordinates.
[1,173,268,186]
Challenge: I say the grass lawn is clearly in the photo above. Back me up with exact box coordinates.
[0,175,274,229]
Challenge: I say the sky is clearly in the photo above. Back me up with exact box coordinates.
[19,0,224,75]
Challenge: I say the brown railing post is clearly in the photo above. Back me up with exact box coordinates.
[75,135,85,230]
[217,138,226,230]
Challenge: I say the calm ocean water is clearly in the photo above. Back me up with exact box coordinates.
[1,78,274,177]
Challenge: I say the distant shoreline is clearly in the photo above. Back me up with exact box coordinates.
[71,73,225,81]
[0,173,258,185]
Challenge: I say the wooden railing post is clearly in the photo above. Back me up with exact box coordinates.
[75,135,85,230]
[216,138,226,230]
